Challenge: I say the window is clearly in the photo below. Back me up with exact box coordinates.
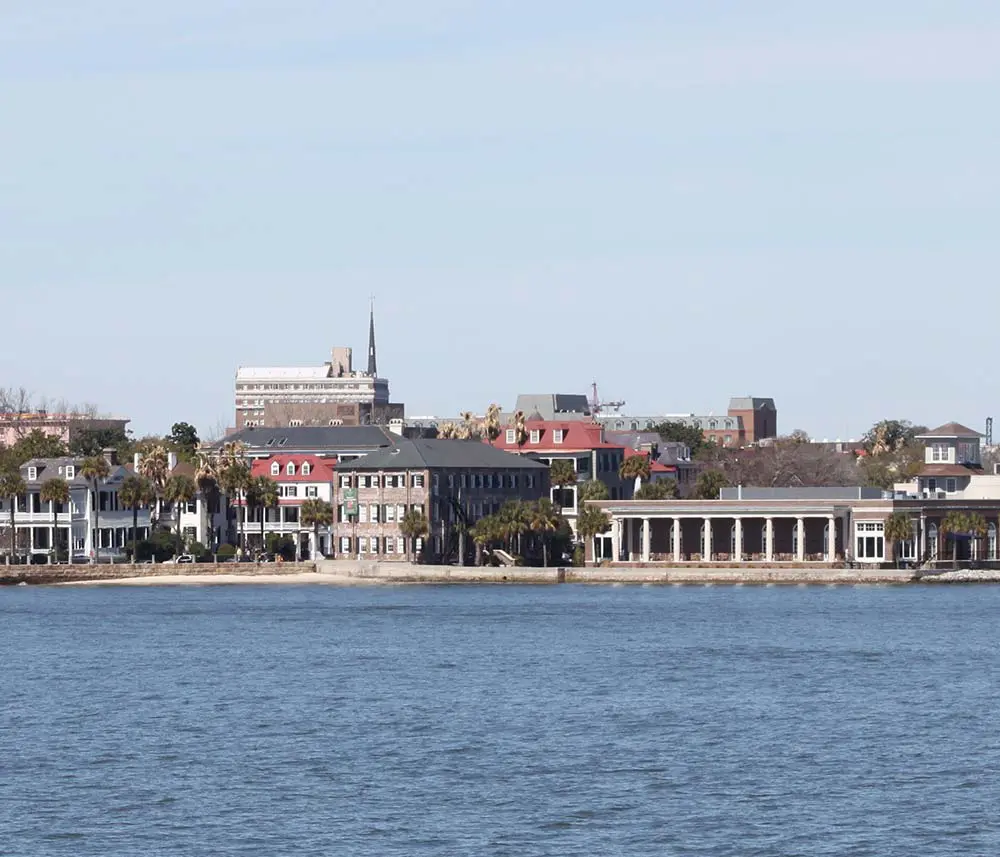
[289,420,303,427]
[359,536,369,553]
[340,536,351,554]
[386,504,396,522]
[340,475,352,488]
[302,462,311,476]
[932,443,948,462]
[27,467,37,481]
[460,473,467,489]
[362,475,372,488]
[433,474,439,492]
[385,537,395,554]
[65,465,75,480]
[283,486,298,498]
[506,429,516,444]
[530,430,540,444]
[552,430,564,444]
[370,504,379,522]
[284,506,299,523]
[286,462,296,475]
[946,478,957,493]
[271,462,280,476]
[359,505,368,523]
[927,478,937,492]
[448,474,454,489]
[486,473,493,489]
[474,474,482,489]
[306,486,318,498]
[411,474,424,488]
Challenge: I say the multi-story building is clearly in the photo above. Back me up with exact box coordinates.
[233,307,404,429]
[0,412,130,448]
[3,455,141,561]
[215,425,399,463]
[593,396,777,446]
[237,455,337,558]
[333,438,548,562]
[487,418,633,535]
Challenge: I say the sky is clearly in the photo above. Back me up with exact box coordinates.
[2,1,999,441]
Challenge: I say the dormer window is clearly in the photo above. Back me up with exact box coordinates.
[286,462,296,475]
[529,430,540,444]
[302,462,311,476]
[27,466,37,481]
[931,443,948,462]
[270,462,280,476]
[552,430,564,444]
[65,465,75,480]
[505,429,516,444]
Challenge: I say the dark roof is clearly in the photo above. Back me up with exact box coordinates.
[337,439,550,471]
[220,425,396,451]
[917,422,983,439]
[21,458,131,487]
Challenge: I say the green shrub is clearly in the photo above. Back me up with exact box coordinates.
[216,544,236,559]
[572,546,585,567]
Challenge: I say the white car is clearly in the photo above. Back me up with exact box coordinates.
[165,554,196,564]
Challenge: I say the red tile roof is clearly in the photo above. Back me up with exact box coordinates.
[250,454,337,482]
[490,420,623,452]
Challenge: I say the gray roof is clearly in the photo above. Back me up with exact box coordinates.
[220,425,396,452]
[513,393,592,420]
[21,457,131,487]
[604,430,662,450]
[337,439,550,471]
[719,486,885,500]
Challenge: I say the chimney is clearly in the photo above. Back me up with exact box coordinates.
[388,418,404,436]
[168,451,178,472]
[102,447,118,466]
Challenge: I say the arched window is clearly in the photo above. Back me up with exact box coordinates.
[286,462,296,475]
[270,462,280,476]
[302,462,311,476]
[630,422,638,430]
[709,420,718,430]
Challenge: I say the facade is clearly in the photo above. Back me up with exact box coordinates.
[146,454,228,551]
[604,431,699,494]
[233,307,404,429]
[487,419,632,535]
[3,456,143,561]
[334,439,548,562]
[239,455,337,558]
[585,421,1000,567]
[215,425,398,462]
[594,397,777,446]
[0,412,129,448]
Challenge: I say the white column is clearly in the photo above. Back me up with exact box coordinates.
[919,513,927,561]
[672,518,681,563]
[765,517,774,562]
[734,517,743,562]
[611,518,621,563]
[704,518,713,561]
[641,517,651,563]
[827,515,836,561]
[796,517,805,562]
[627,518,634,561]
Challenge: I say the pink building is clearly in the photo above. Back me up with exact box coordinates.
[0,412,130,448]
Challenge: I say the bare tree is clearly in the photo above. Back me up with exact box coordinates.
[704,438,859,488]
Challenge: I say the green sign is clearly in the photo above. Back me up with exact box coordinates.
[344,488,358,517]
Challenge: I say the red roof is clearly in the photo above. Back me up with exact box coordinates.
[251,454,337,482]
[489,420,623,453]
[623,446,673,473]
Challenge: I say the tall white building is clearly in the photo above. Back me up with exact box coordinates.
[233,306,403,429]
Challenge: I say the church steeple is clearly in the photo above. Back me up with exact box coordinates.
[367,298,378,377]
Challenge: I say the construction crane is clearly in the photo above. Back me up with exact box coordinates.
[590,382,624,415]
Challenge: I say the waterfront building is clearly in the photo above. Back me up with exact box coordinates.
[215,424,399,462]
[585,421,1000,567]
[233,306,404,430]
[0,411,129,448]
[333,439,548,562]
[238,455,337,558]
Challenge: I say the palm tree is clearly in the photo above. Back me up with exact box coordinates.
[164,474,197,554]
[692,469,728,500]
[456,411,481,441]
[217,444,251,548]
[470,514,501,565]
[619,454,651,495]
[246,475,279,554]
[548,459,577,510]
[437,422,458,439]
[530,498,561,567]
[482,403,502,445]
[40,477,70,563]
[577,505,612,563]
[81,456,111,563]
[301,498,333,559]
[0,469,26,564]
[967,513,989,563]
[883,512,914,567]
[635,479,679,500]
[512,410,528,452]
[194,453,220,553]
[138,444,170,528]
[119,474,153,559]
[940,511,972,565]
[399,507,429,562]
[578,479,610,502]
[499,499,531,556]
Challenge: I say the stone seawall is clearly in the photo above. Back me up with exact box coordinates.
[1,562,318,585]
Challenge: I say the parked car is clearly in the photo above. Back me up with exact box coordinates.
[164,554,196,564]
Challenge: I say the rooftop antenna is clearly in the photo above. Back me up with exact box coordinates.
[987,416,993,447]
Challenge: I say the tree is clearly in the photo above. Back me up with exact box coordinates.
[789,429,810,443]
[455,412,482,441]
[968,513,989,563]
[483,403,502,444]
[194,454,220,552]
[437,422,457,439]
[653,420,711,457]
[700,440,858,489]
[883,512,914,567]
[940,511,969,564]
[512,410,528,452]
[578,479,610,502]
[548,459,577,509]
[0,469,26,564]
[470,514,502,565]
[138,444,171,528]
[80,456,111,562]
[577,505,611,561]
[692,469,727,500]
[164,474,197,554]
[301,498,333,559]
[69,427,129,459]
[863,420,926,457]
[530,498,561,567]
[635,479,679,500]
[168,422,200,461]
[40,477,70,562]
[245,475,279,553]
[619,454,651,494]
[216,442,251,547]
[119,475,154,559]
[498,499,531,555]
[8,430,68,466]
[399,508,429,562]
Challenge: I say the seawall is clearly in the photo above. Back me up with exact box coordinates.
[0,562,318,585]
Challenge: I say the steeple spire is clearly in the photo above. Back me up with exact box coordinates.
[367,297,378,377]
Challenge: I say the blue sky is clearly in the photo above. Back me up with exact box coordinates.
[2,1,999,440]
